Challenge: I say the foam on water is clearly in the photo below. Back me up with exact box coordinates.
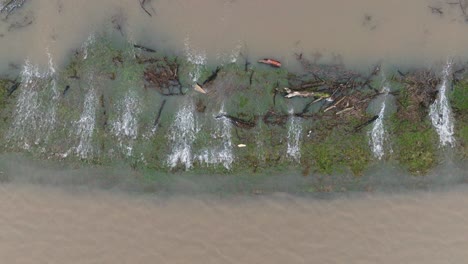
[429,61,456,147]
[184,37,207,83]
[286,109,302,163]
[111,90,141,157]
[167,99,199,170]
[81,34,96,60]
[196,104,234,169]
[74,86,97,159]
[369,85,391,160]
[216,41,243,64]
[6,52,59,150]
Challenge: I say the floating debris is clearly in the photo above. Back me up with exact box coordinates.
[194,83,207,94]
[258,58,281,68]
[282,87,330,99]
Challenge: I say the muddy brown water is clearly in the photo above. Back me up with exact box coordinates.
[1,183,468,263]
[2,0,468,262]
[1,0,468,72]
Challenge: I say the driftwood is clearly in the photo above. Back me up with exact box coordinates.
[193,83,207,94]
[282,87,330,99]
[336,107,354,115]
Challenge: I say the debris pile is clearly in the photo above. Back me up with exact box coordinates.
[143,56,182,96]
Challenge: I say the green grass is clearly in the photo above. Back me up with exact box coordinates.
[452,81,468,112]
[391,118,437,175]
[302,127,371,176]
[452,81,468,158]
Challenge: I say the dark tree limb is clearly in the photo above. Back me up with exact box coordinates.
[353,115,379,132]
[7,80,20,96]
[62,85,70,96]
[202,66,221,85]
[153,99,167,127]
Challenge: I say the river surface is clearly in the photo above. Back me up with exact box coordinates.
[1,183,468,263]
[1,0,468,72]
[2,0,468,263]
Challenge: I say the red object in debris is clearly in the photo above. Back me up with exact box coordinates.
[257,58,282,68]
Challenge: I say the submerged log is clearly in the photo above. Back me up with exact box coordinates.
[6,81,20,96]
[139,0,154,17]
[353,115,379,132]
[62,85,70,96]
[153,99,167,127]
[216,114,256,129]
[133,44,156,53]
[202,66,221,85]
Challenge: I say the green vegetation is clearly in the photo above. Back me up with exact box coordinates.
[452,81,468,158]
[2,33,467,182]
[0,79,7,108]
[390,117,437,175]
[301,121,371,176]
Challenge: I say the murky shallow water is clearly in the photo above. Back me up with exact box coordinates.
[1,183,468,263]
[2,0,468,72]
[0,153,466,263]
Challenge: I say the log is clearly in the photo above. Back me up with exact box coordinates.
[283,87,330,99]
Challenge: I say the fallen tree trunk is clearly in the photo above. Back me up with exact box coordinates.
[281,87,330,99]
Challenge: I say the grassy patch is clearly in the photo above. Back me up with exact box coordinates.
[391,117,437,175]
[302,125,371,176]
[452,81,468,158]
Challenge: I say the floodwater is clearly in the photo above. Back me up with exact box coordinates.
[1,183,468,263]
[1,0,468,72]
[2,0,468,263]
